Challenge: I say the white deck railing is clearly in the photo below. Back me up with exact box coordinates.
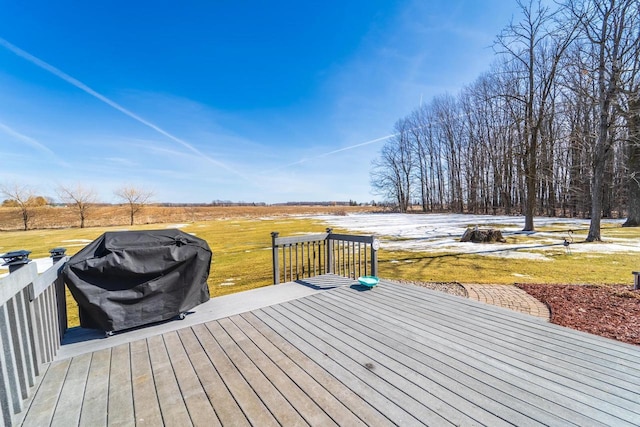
[0,251,68,427]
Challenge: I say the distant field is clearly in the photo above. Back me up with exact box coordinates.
[0,204,378,231]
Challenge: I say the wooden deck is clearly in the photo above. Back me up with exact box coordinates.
[14,275,640,426]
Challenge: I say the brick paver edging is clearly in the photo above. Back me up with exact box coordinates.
[463,283,551,321]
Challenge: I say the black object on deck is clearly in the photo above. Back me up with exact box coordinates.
[63,229,211,333]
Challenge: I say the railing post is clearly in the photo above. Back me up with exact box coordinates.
[1,250,32,274]
[49,248,66,263]
[271,232,280,285]
[49,248,68,337]
[371,238,380,277]
[326,228,333,274]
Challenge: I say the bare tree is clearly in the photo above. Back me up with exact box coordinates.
[0,183,37,230]
[57,183,98,228]
[619,1,640,226]
[623,93,640,225]
[114,185,154,226]
[495,0,579,231]
[370,120,414,212]
[568,0,640,240]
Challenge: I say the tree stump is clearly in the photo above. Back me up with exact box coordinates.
[460,227,506,243]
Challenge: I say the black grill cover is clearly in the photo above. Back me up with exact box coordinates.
[63,229,211,332]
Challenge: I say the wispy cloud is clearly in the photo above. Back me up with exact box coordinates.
[0,37,247,180]
[103,157,138,167]
[0,121,69,166]
[258,133,396,174]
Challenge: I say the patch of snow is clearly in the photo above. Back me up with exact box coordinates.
[220,278,237,286]
[309,213,629,259]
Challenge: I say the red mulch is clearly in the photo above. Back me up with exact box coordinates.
[516,283,640,346]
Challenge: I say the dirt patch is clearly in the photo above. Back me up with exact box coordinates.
[516,283,640,346]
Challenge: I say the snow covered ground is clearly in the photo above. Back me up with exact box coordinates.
[312,213,634,260]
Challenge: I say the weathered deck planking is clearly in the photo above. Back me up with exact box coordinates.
[162,331,219,427]
[106,344,134,426]
[176,327,242,426]
[232,313,379,426]
[15,276,640,426]
[56,277,337,360]
[79,348,110,426]
[130,339,163,425]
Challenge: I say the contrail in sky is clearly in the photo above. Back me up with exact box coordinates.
[0,121,70,166]
[0,38,246,179]
[260,133,396,174]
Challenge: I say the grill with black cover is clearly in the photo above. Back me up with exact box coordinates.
[63,229,211,333]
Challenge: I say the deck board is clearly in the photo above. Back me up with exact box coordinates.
[191,323,278,426]
[257,305,433,426]
[50,352,90,427]
[204,321,307,426]
[176,327,243,426]
[20,359,69,426]
[162,331,220,427]
[106,344,134,426]
[239,312,390,427]
[217,317,337,426]
[130,339,163,426]
[147,334,193,426]
[78,348,110,427]
[17,276,640,426]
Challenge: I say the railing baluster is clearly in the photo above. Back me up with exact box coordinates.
[34,295,51,364]
[41,290,55,363]
[300,242,304,278]
[6,296,29,400]
[282,246,287,283]
[288,245,292,282]
[364,244,369,276]
[313,242,317,276]
[0,305,22,415]
[20,288,39,379]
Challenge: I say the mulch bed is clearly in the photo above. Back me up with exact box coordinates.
[516,283,640,346]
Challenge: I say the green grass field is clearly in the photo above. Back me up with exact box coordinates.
[2,215,638,326]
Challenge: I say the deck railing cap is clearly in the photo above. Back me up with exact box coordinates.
[1,249,32,267]
[49,247,67,259]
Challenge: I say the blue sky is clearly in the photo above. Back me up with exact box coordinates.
[0,1,521,204]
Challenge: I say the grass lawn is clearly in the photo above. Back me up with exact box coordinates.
[2,215,637,327]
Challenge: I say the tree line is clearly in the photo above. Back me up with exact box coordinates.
[370,0,640,241]
[1,182,153,230]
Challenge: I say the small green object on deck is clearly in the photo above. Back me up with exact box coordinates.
[358,276,379,288]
